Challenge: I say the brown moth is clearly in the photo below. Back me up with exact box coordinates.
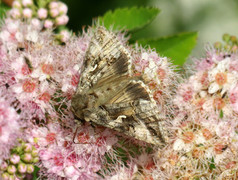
[71,26,168,147]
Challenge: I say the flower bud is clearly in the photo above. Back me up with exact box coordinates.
[16,173,26,179]
[24,143,32,152]
[21,153,32,163]
[50,8,60,18]
[1,172,10,180]
[18,163,27,173]
[223,33,230,42]
[31,18,42,30]
[7,165,17,174]
[59,30,70,42]
[15,145,23,154]
[8,175,17,180]
[0,161,8,171]
[32,149,38,157]
[56,15,69,26]
[58,2,68,14]
[12,1,22,8]
[9,8,21,19]
[26,164,34,173]
[230,35,237,44]
[49,1,59,9]
[44,20,54,29]
[22,0,33,7]
[33,157,39,163]
[9,175,15,180]
[10,154,20,164]
[23,8,32,18]
[37,8,48,19]
[214,42,222,49]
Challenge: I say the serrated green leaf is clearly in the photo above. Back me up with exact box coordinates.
[0,3,10,20]
[137,32,198,66]
[98,7,160,31]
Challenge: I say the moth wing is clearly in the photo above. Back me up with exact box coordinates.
[83,80,168,146]
[76,26,132,93]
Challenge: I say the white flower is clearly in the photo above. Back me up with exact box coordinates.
[208,57,237,95]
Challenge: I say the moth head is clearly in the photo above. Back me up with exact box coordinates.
[71,93,89,119]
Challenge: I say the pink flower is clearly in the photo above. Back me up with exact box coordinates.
[30,123,63,147]
[0,96,20,160]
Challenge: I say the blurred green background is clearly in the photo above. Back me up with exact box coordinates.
[62,0,238,58]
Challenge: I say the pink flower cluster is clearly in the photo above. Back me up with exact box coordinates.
[9,0,70,42]
[28,123,118,179]
[150,49,238,179]
[0,91,20,161]
[0,18,88,122]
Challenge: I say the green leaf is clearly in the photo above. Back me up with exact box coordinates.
[98,7,160,31]
[0,3,10,20]
[137,32,198,66]
[32,166,40,180]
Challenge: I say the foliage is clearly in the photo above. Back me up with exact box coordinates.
[98,7,160,31]
[137,32,198,66]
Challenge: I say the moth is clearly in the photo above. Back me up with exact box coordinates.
[71,26,168,147]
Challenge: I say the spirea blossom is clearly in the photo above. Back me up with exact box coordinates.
[157,48,238,179]
[0,19,89,123]
[0,93,20,161]
[28,123,119,179]
[174,49,238,138]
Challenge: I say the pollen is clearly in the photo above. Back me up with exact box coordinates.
[41,64,54,75]
[22,80,36,93]
[215,72,227,86]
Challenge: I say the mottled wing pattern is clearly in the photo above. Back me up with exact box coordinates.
[76,26,132,94]
[72,26,168,146]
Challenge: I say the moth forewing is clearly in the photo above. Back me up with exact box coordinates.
[71,26,168,146]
